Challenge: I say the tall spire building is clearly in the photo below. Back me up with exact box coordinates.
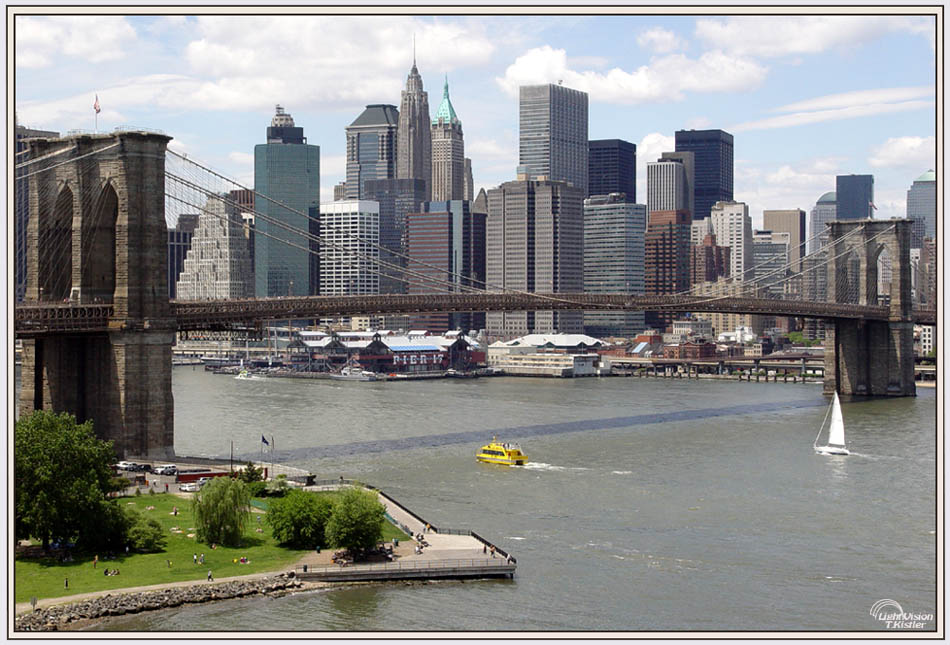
[431,77,465,202]
[397,55,431,200]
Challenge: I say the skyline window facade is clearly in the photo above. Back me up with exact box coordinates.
[519,83,589,195]
[710,201,753,282]
[588,139,636,200]
[906,170,936,248]
[674,129,733,221]
[345,104,399,199]
[763,209,806,273]
[431,79,465,202]
[319,200,380,296]
[835,174,874,220]
[254,105,320,297]
[396,60,432,201]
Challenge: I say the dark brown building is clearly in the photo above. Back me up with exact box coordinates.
[645,209,691,331]
[690,232,730,285]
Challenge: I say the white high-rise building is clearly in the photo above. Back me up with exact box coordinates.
[319,200,380,296]
[710,201,753,282]
[176,196,254,300]
[647,158,690,214]
[809,191,836,254]
[906,170,936,248]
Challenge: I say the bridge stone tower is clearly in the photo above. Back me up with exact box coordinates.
[823,219,915,396]
[18,132,176,458]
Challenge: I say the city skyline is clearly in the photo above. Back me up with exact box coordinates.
[14,12,936,228]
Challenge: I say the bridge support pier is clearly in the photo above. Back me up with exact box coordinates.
[824,319,915,397]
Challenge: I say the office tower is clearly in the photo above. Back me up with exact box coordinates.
[15,121,59,302]
[690,232,730,286]
[906,170,936,248]
[486,179,585,338]
[254,105,320,297]
[406,200,486,332]
[763,209,806,272]
[710,201,753,281]
[588,139,636,200]
[363,178,427,294]
[333,182,346,201]
[583,194,646,338]
[752,230,789,297]
[920,237,937,306]
[519,83,589,194]
[431,78,465,201]
[397,58,431,200]
[167,213,199,300]
[319,200,380,296]
[659,151,694,218]
[674,129,733,221]
[644,209,692,331]
[809,191,837,253]
[693,278,766,337]
[835,174,874,220]
[228,189,255,274]
[345,104,399,199]
[647,156,691,214]
[176,196,254,300]
[463,158,474,201]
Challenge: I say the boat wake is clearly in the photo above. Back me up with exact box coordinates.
[522,462,589,472]
[611,470,633,475]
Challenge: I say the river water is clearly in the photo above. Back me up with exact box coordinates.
[86,368,935,632]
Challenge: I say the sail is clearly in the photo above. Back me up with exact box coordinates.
[827,392,846,447]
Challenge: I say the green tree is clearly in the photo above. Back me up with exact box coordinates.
[124,508,167,552]
[237,462,264,483]
[14,411,123,552]
[266,490,333,548]
[325,487,386,554]
[192,477,251,547]
[266,474,290,497]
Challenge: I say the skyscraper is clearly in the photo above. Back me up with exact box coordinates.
[15,121,59,302]
[363,177,427,294]
[647,157,691,214]
[906,170,936,248]
[674,129,733,221]
[254,105,320,297]
[835,174,874,220]
[659,151,694,218]
[397,59,431,200]
[519,84,589,194]
[167,213,199,300]
[763,209,806,272]
[486,178,585,338]
[583,194,646,337]
[406,199,486,332]
[176,196,254,300]
[319,200,380,296]
[709,201,753,281]
[431,78,465,201]
[809,191,837,253]
[752,230,789,297]
[644,209,692,331]
[345,104,399,199]
[588,139,636,200]
[463,158,474,201]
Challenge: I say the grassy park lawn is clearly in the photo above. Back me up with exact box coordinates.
[14,492,308,604]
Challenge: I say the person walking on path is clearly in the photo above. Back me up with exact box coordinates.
[64,577,68,589]
[199,553,204,564]
[93,554,98,569]
[193,553,197,565]
[207,570,213,582]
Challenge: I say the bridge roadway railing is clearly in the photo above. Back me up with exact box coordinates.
[13,296,936,336]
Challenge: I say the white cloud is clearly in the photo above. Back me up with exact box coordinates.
[15,16,137,68]
[774,86,935,113]
[695,16,934,58]
[636,27,686,54]
[467,138,516,161]
[496,45,766,104]
[737,159,839,229]
[732,100,933,132]
[685,116,712,129]
[868,136,936,169]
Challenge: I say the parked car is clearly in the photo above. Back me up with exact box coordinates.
[115,461,139,471]
[153,465,178,476]
[197,477,212,487]
[179,482,200,492]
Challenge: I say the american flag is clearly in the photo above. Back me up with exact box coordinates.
[869,201,878,210]
[94,94,100,114]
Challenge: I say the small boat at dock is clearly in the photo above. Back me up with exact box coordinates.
[476,436,528,466]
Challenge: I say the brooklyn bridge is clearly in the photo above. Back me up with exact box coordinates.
[14,131,935,459]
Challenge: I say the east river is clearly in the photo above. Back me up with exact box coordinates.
[78,368,935,632]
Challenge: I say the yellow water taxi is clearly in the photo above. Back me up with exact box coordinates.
[476,436,528,466]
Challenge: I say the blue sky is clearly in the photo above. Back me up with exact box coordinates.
[14,11,936,228]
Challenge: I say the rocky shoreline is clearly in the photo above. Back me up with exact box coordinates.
[15,573,307,632]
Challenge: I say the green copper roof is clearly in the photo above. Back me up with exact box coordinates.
[916,169,935,183]
[432,77,459,125]
[817,191,836,204]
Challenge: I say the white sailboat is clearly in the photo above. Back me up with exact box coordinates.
[814,392,850,456]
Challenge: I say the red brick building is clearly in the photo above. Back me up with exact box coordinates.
[645,209,691,331]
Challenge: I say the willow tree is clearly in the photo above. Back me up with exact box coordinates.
[192,477,251,547]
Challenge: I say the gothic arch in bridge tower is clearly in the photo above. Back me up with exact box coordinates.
[79,182,118,304]
[38,185,74,301]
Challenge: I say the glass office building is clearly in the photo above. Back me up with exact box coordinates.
[835,174,874,220]
[674,129,733,221]
[519,84,589,195]
[254,106,320,297]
